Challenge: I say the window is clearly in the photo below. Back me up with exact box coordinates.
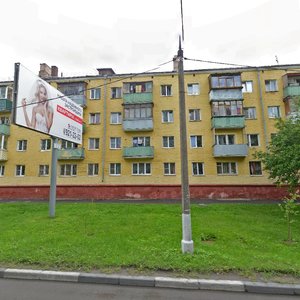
[89,113,100,124]
[210,75,241,88]
[88,163,99,176]
[110,163,121,175]
[0,86,12,100]
[215,135,235,145]
[111,87,122,99]
[0,165,5,176]
[60,164,77,176]
[61,140,78,149]
[89,138,100,150]
[164,163,176,175]
[124,104,152,120]
[192,162,204,176]
[123,82,152,93]
[132,163,151,175]
[268,106,280,118]
[16,165,25,176]
[0,135,8,150]
[249,161,262,176]
[247,134,259,147]
[39,165,49,176]
[162,110,174,123]
[162,136,174,148]
[212,101,243,116]
[217,162,237,175]
[17,140,27,151]
[187,83,200,95]
[110,112,122,124]
[190,135,202,148]
[90,88,101,100]
[41,139,51,151]
[57,82,85,102]
[242,81,253,93]
[244,107,257,119]
[161,85,172,96]
[0,116,10,124]
[265,80,278,92]
[132,136,150,147]
[110,137,121,149]
[189,109,201,121]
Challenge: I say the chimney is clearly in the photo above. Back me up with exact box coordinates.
[173,55,179,72]
[96,68,115,76]
[51,66,58,77]
[39,63,51,78]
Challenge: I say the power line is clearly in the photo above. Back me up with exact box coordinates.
[184,57,254,68]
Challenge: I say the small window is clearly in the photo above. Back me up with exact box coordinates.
[111,87,122,99]
[164,163,176,175]
[90,88,101,100]
[0,165,5,176]
[268,106,280,118]
[89,138,100,150]
[161,85,172,96]
[249,161,262,176]
[110,112,122,124]
[187,83,200,95]
[88,163,99,176]
[265,80,278,92]
[39,165,49,176]
[217,162,237,175]
[247,134,259,147]
[17,140,27,151]
[244,107,256,119]
[132,163,151,175]
[60,164,77,176]
[242,81,253,93]
[162,110,174,123]
[41,139,51,151]
[16,165,25,176]
[192,162,204,176]
[190,135,202,148]
[110,137,121,149]
[162,136,174,148]
[89,113,100,124]
[189,109,201,121]
[110,163,121,176]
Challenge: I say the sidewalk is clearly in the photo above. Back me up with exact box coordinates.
[1,268,300,296]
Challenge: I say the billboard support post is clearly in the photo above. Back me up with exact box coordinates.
[49,136,59,218]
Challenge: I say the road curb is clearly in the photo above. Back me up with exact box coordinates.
[1,268,300,295]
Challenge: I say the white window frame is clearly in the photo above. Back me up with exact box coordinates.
[60,164,77,176]
[164,162,176,175]
[17,140,27,151]
[190,135,202,148]
[110,112,122,124]
[110,137,121,149]
[249,161,262,176]
[61,140,77,149]
[111,87,122,99]
[244,107,257,119]
[110,163,121,176]
[217,162,237,175]
[132,163,151,175]
[187,83,200,95]
[192,162,204,176]
[16,165,25,177]
[90,88,101,100]
[189,109,201,121]
[132,136,150,147]
[215,134,235,145]
[162,136,174,148]
[88,138,100,150]
[40,139,51,151]
[88,163,99,176]
[89,113,100,124]
[39,165,49,176]
[268,106,280,118]
[0,165,5,176]
[242,81,253,93]
[247,134,260,147]
[162,110,174,123]
[265,80,278,92]
[161,85,172,96]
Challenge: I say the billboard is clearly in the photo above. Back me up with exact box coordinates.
[14,64,83,144]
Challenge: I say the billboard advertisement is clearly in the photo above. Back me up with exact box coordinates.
[14,64,83,144]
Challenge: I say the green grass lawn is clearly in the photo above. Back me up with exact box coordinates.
[0,202,300,278]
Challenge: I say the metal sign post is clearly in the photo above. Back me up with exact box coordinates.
[49,137,59,218]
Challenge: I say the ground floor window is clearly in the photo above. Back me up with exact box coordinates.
[110,163,121,175]
[217,162,237,175]
[164,163,175,175]
[88,163,99,176]
[132,163,151,175]
[192,162,204,176]
[60,164,77,176]
[249,161,262,175]
[0,165,4,176]
[39,165,49,176]
[16,165,25,176]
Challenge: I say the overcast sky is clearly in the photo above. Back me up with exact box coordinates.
[1,0,300,80]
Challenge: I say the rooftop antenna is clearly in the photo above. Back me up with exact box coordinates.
[275,55,279,64]
[180,0,185,42]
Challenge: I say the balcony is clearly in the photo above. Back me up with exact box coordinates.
[58,148,85,160]
[0,99,12,113]
[0,124,10,135]
[283,85,300,99]
[123,92,153,104]
[123,119,153,132]
[212,116,245,129]
[123,146,154,159]
[68,95,87,108]
[0,149,8,161]
[209,89,243,101]
[213,144,248,157]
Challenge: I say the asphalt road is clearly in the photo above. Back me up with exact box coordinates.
[0,278,297,300]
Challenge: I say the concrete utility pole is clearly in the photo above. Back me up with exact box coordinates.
[177,37,194,254]
[49,137,59,218]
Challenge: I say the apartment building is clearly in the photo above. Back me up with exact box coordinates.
[0,63,299,200]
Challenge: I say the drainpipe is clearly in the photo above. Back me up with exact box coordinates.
[101,75,108,182]
[256,69,269,148]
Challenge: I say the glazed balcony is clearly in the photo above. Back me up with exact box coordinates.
[283,85,300,99]
[58,148,85,160]
[68,95,87,108]
[212,116,245,129]
[0,124,10,135]
[123,146,154,159]
[123,92,153,104]
[209,89,243,101]
[0,149,8,161]
[123,118,153,132]
[0,99,12,113]
[213,144,248,157]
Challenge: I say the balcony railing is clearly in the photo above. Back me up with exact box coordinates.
[0,124,10,135]
[209,89,243,101]
[123,92,153,104]
[123,118,153,131]
[123,146,154,159]
[283,85,300,99]
[0,149,8,161]
[213,144,248,157]
[0,99,12,112]
[58,148,85,160]
[212,116,245,129]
